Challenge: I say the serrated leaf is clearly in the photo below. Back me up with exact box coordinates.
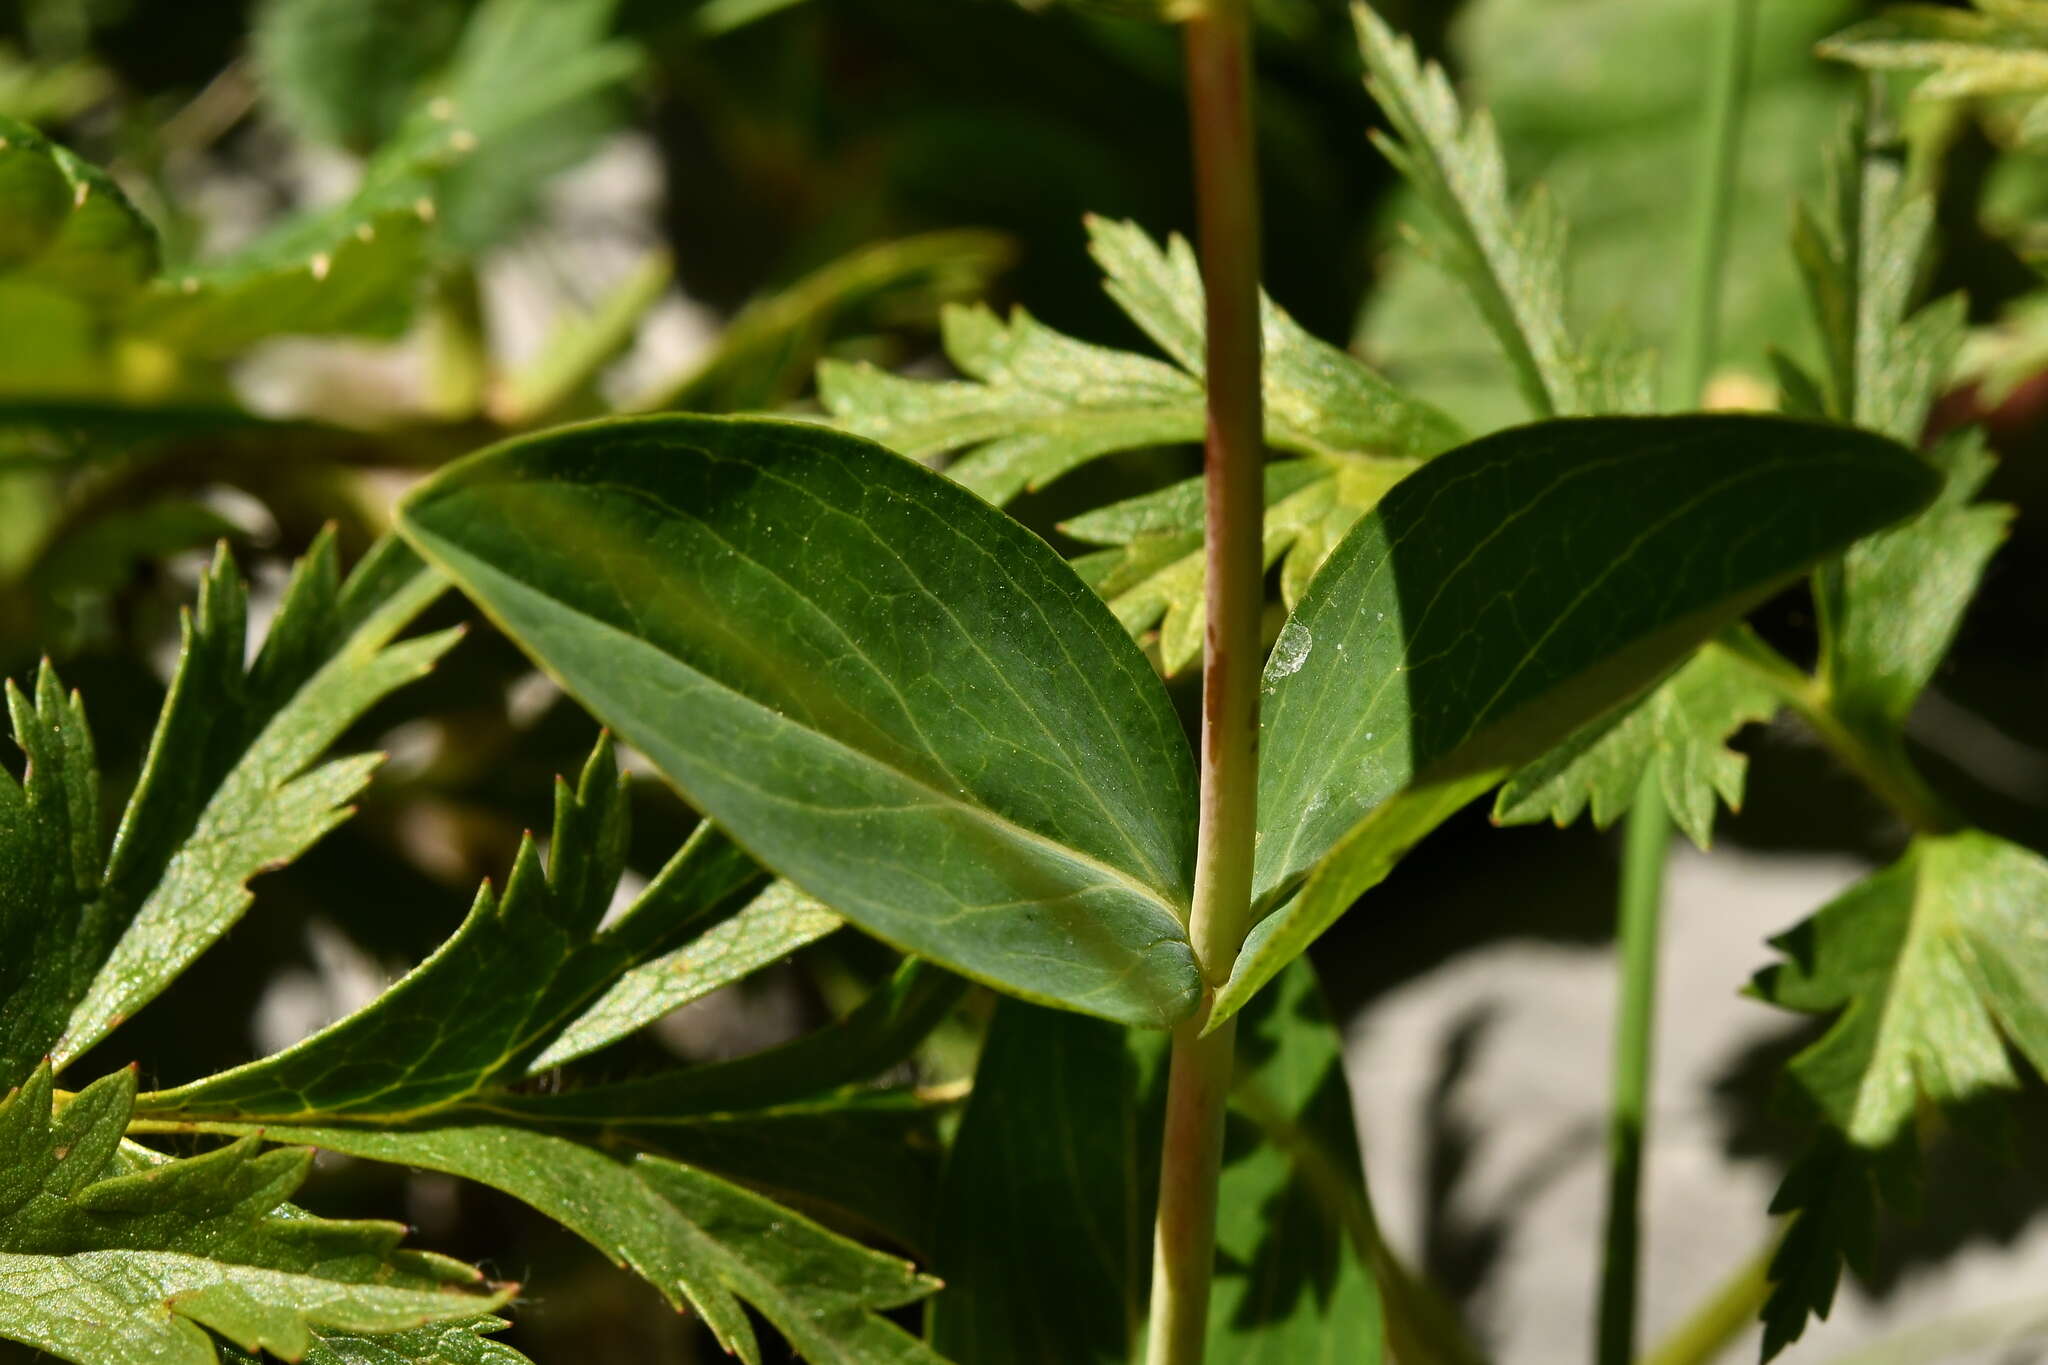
[1216,414,1937,1028]
[643,229,1013,415]
[46,542,454,1073]
[202,1122,943,1365]
[929,958,1381,1363]
[1753,831,2048,1148]
[0,116,157,309]
[820,218,1455,507]
[136,742,832,1120]
[0,1066,504,1365]
[1787,111,1963,444]
[1066,455,1419,676]
[216,1317,531,1365]
[1493,641,1778,849]
[1748,834,2048,1356]
[0,537,450,1088]
[398,414,1203,1028]
[252,0,466,151]
[1818,429,2010,737]
[1821,3,2048,99]
[1353,4,1604,419]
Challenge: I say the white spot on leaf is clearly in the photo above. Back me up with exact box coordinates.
[1271,619,1312,678]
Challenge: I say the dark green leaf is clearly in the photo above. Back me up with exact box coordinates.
[930,959,1380,1363]
[399,414,1202,1027]
[1223,414,1937,1026]
[1492,641,1779,849]
[136,741,809,1119]
[0,1066,504,1365]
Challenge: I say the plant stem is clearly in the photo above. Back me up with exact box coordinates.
[1146,2,1264,1363]
[1598,7,1757,1362]
[1715,627,1959,835]
[1639,1234,1780,1365]
[1596,776,1670,1365]
[1667,0,1759,412]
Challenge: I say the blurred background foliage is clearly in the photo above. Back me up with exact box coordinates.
[3,0,2048,1358]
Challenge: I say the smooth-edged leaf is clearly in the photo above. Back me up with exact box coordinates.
[136,741,814,1120]
[929,958,1380,1364]
[1820,4,2048,99]
[201,1122,943,1365]
[643,229,1014,415]
[0,1066,505,1365]
[1219,414,1938,1027]
[1492,641,1778,849]
[1353,4,1603,419]
[532,874,842,1070]
[399,413,1204,1028]
[820,217,1456,507]
[1753,831,2048,1149]
[0,536,451,1087]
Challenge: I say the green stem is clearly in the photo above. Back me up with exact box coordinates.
[1147,3,1265,1364]
[1668,0,1759,411]
[1597,774,1671,1365]
[1639,1234,1780,1365]
[1715,628,1959,836]
[1598,6,1757,1362]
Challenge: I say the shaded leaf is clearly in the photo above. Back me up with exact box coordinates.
[1221,414,1936,1027]
[0,537,451,1087]
[137,742,813,1120]
[216,1317,531,1365]
[399,414,1202,1028]
[251,0,466,150]
[0,1066,503,1365]
[200,1122,942,1365]
[1493,642,1778,849]
[929,959,1380,1363]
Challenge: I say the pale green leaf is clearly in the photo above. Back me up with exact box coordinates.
[399,414,1203,1028]
[1493,641,1779,849]
[0,115,156,309]
[1353,3,1598,419]
[251,0,466,150]
[820,218,1454,506]
[1220,414,1936,1027]
[1821,3,2048,99]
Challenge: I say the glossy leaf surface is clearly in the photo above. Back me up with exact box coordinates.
[400,414,1203,1026]
[1225,414,1937,1025]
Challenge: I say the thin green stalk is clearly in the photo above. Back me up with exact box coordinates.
[1597,777,1671,1365]
[1639,1235,1780,1365]
[1599,7,1758,1363]
[1146,2,1265,1363]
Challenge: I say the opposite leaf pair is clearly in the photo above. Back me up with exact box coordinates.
[396,408,1935,1031]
